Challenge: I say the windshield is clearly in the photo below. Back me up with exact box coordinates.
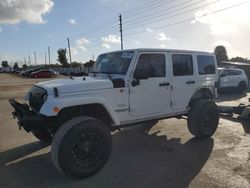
[91,51,134,75]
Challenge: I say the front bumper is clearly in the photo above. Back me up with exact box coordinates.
[9,99,53,132]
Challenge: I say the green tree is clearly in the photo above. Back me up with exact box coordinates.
[57,48,69,67]
[71,61,82,67]
[84,60,95,68]
[13,62,19,70]
[22,64,27,69]
[230,56,247,62]
[214,46,228,63]
[1,61,9,67]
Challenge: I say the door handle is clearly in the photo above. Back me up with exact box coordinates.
[186,80,195,84]
[159,82,170,86]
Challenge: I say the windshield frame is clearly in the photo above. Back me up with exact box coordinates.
[91,51,135,75]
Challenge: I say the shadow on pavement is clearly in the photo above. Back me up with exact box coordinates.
[0,124,214,188]
[216,92,247,103]
[220,114,250,134]
[0,141,49,166]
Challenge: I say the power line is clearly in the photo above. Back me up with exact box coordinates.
[121,0,166,15]
[69,18,117,38]
[124,0,217,30]
[123,0,200,24]
[124,1,250,37]
[123,0,175,18]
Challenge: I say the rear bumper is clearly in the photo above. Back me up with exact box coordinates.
[9,99,54,132]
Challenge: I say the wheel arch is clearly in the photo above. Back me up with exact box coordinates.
[56,103,115,128]
[188,88,214,107]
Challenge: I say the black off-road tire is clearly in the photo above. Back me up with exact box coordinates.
[51,116,112,178]
[187,99,219,138]
[32,129,53,144]
[237,81,247,93]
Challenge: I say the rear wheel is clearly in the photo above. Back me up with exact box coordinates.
[51,116,112,178]
[188,99,219,138]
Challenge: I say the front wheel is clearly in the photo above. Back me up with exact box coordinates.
[51,116,112,178]
[188,99,219,138]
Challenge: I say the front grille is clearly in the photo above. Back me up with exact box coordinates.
[29,86,47,112]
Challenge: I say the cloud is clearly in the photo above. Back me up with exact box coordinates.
[70,37,89,60]
[75,37,90,46]
[102,43,111,49]
[191,0,250,35]
[156,32,171,41]
[146,27,154,32]
[0,0,54,24]
[69,18,76,24]
[101,34,120,44]
[0,27,2,32]
[160,44,166,48]
[134,41,140,45]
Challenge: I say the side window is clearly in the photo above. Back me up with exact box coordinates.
[221,70,229,77]
[228,69,242,76]
[135,54,165,78]
[197,55,216,75]
[172,54,193,76]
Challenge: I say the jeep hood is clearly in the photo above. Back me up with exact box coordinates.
[35,76,113,95]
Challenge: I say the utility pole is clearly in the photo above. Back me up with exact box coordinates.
[34,52,37,67]
[45,52,47,65]
[68,37,73,76]
[28,55,31,66]
[119,14,123,50]
[24,58,26,65]
[48,46,51,65]
[67,37,72,64]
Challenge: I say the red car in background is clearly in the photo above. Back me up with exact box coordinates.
[29,69,58,78]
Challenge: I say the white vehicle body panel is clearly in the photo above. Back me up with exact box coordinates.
[27,48,218,126]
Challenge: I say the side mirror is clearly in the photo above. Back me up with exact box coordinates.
[134,69,149,80]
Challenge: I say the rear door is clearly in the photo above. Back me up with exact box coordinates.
[228,69,242,87]
[171,53,197,111]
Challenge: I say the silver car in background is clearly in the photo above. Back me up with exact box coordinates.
[218,67,248,93]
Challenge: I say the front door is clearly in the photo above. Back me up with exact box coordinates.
[129,53,171,117]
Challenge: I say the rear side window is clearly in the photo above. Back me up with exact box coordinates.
[197,55,216,75]
[228,69,242,76]
[172,54,193,76]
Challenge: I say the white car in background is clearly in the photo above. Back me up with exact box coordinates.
[218,67,248,93]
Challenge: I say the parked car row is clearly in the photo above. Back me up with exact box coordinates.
[13,68,59,78]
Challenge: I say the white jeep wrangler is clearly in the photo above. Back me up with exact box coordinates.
[9,48,219,178]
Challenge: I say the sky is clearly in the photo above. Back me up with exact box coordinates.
[0,0,250,66]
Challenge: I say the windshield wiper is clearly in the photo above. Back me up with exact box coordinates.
[101,72,112,79]
[90,71,113,79]
[90,71,99,77]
